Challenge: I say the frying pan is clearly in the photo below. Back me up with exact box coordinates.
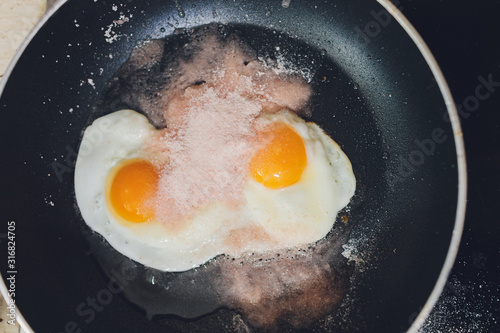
[0,0,466,332]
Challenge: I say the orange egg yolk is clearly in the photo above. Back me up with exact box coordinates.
[107,159,159,223]
[250,122,307,189]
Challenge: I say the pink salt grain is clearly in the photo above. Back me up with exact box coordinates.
[147,38,312,226]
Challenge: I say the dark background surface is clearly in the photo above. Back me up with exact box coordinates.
[400,0,500,331]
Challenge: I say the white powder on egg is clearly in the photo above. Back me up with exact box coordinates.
[145,34,312,225]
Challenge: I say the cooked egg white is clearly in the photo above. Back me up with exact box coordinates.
[231,111,356,253]
[74,110,229,271]
[74,109,356,272]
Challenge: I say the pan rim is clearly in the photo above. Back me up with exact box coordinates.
[375,0,467,332]
[0,0,467,332]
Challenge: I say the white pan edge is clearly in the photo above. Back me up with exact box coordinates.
[376,0,467,332]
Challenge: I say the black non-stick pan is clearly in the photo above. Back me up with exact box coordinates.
[0,0,466,332]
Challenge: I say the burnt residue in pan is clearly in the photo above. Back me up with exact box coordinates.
[84,23,367,331]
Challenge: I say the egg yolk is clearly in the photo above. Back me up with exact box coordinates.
[107,159,159,223]
[250,122,307,189]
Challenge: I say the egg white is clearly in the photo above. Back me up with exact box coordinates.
[74,109,356,272]
[239,111,356,251]
[74,110,229,271]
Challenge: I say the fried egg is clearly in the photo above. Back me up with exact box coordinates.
[241,111,355,250]
[74,109,355,271]
[74,110,230,271]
